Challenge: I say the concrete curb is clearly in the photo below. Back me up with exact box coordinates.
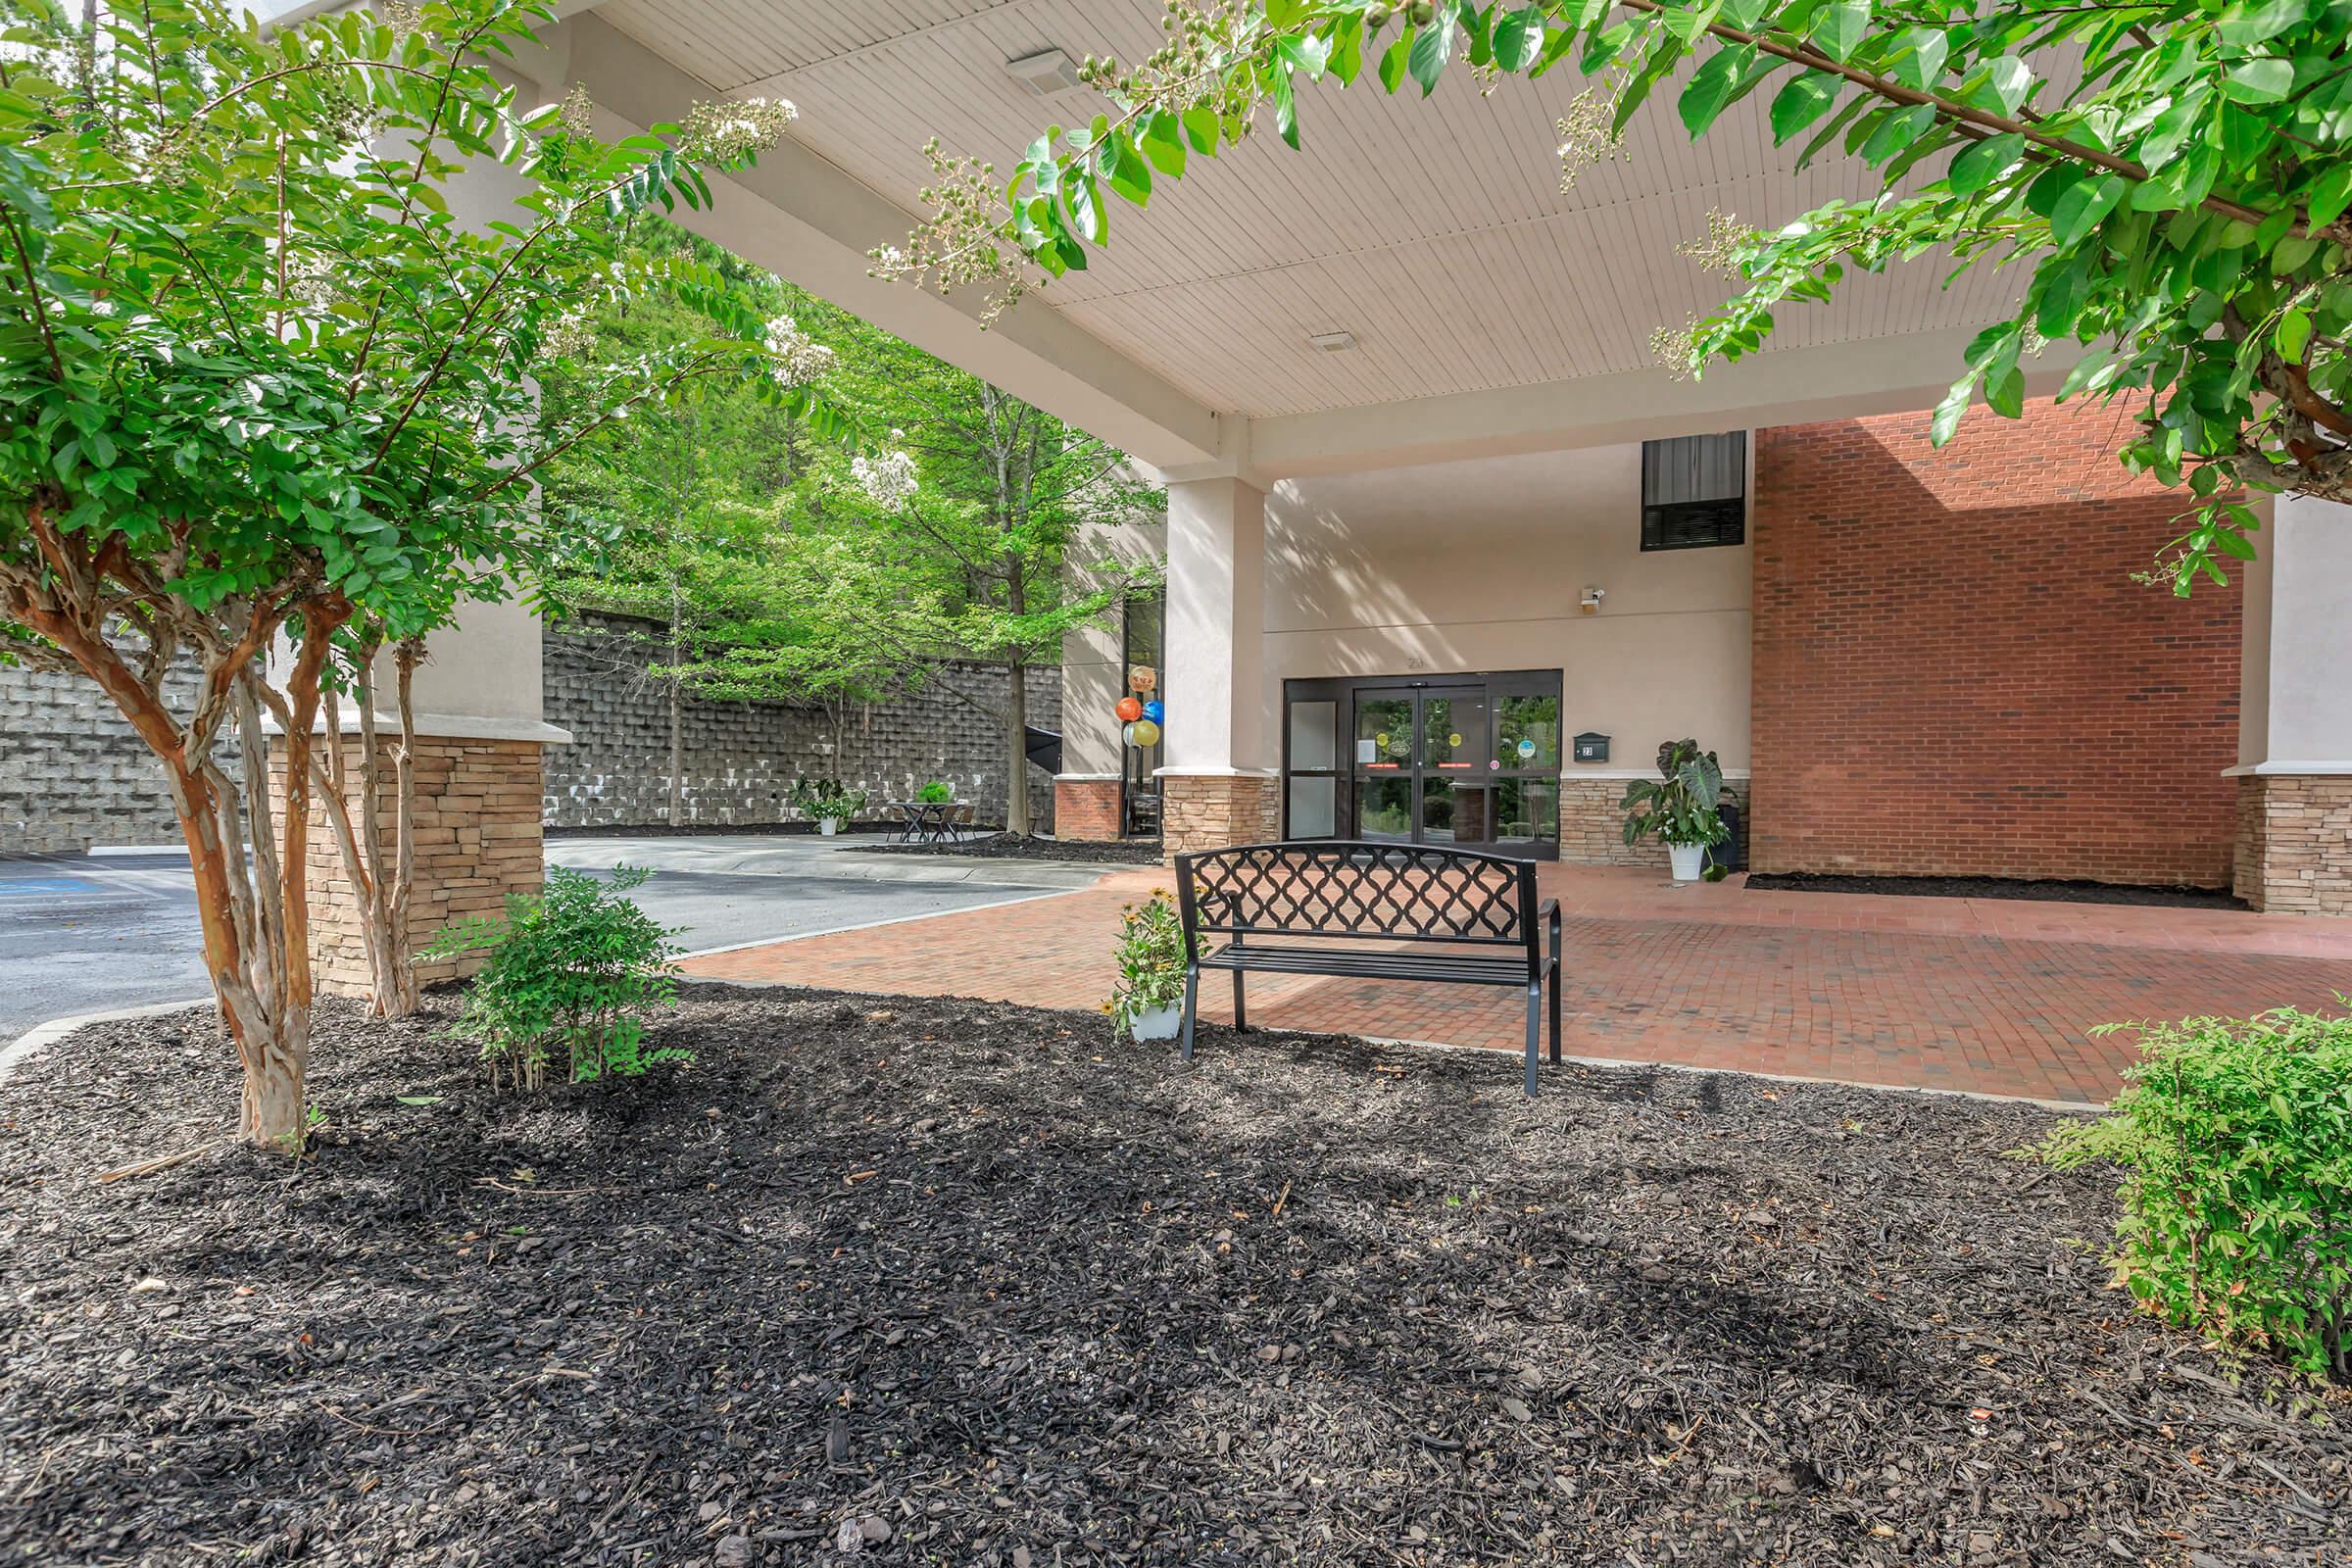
[1,998,211,1088]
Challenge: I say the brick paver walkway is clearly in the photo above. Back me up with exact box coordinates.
[685,865,2352,1104]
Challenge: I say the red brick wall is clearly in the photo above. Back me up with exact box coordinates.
[1750,396,2241,887]
[1054,777,1124,842]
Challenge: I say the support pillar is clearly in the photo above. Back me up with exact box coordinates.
[2230,494,2352,914]
[276,596,569,995]
[1158,477,1278,858]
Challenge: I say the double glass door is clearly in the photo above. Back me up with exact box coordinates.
[1284,670,1564,857]
[1352,686,1492,846]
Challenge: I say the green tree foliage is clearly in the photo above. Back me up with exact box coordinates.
[882,0,2352,591]
[2031,1010,2352,1383]
[0,0,836,1143]
[544,220,1158,834]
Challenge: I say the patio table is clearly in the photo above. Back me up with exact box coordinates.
[887,801,961,846]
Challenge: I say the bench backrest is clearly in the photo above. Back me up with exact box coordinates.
[1174,841,1541,960]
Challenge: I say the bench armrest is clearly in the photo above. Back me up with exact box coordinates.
[1537,898,1560,927]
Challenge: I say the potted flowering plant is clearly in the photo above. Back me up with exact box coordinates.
[1107,891,1187,1041]
[1619,739,1727,882]
[788,776,868,836]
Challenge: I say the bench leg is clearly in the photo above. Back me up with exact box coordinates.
[1523,982,1542,1100]
[1232,968,1248,1032]
[1548,929,1563,1067]
[1180,964,1200,1062]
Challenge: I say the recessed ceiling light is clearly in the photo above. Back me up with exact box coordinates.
[1004,48,1082,96]
[1307,329,1358,352]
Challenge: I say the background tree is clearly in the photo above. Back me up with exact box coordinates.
[882,0,2352,592]
[0,0,842,1144]
[547,221,1158,833]
[795,318,1160,836]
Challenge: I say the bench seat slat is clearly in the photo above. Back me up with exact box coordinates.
[1197,944,1541,987]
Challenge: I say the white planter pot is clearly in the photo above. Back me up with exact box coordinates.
[1130,1003,1183,1042]
[818,817,842,837]
[1668,842,1707,882]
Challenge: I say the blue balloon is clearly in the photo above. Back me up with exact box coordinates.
[1142,700,1164,723]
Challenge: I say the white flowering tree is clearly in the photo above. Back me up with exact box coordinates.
[882,0,2352,593]
[0,0,849,1145]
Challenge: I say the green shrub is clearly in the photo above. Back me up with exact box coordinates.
[914,778,955,805]
[2030,1009,2352,1382]
[788,775,868,823]
[422,866,687,1090]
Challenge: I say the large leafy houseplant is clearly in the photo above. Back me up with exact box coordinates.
[0,0,844,1145]
[881,0,2352,593]
[1620,739,1727,849]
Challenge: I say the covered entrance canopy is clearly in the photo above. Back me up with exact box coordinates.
[262,0,2352,900]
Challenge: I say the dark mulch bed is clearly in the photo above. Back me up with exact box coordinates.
[2,992,2344,1567]
[1745,870,2249,910]
[864,833,1164,865]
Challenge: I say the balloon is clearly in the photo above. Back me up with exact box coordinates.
[1121,721,1139,747]
[1142,700,1164,723]
[1131,718,1162,747]
[1115,696,1143,722]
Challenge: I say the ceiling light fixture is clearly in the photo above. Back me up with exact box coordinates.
[1004,48,1083,96]
[1307,329,1358,352]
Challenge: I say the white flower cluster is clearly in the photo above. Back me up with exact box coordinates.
[539,310,598,361]
[853,448,919,513]
[683,96,801,164]
[761,314,836,387]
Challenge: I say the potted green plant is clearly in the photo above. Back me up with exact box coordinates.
[1106,891,1186,1042]
[1619,739,1727,882]
[914,778,955,805]
[788,776,868,836]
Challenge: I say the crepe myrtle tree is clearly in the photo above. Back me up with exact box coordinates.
[880,0,2352,592]
[0,0,851,1146]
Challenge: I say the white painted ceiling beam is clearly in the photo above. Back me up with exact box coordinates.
[1238,324,2066,481]
[562,15,1226,472]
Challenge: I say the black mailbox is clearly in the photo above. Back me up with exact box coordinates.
[1573,731,1610,763]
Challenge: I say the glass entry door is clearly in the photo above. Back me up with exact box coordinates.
[1349,685,1494,848]
[1287,669,1562,858]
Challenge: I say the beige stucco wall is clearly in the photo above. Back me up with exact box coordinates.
[1261,444,1751,775]
[1060,514,1168,779]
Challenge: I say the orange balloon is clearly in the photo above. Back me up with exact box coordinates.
[1115,696,1144,722]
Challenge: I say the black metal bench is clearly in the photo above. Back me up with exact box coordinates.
[1173,841,1563,1097]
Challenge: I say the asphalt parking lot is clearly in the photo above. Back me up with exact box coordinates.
[0,834,1103,1043]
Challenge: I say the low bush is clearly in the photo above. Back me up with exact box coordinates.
[914,778,955,805]
[422,866,687,1090]
[2030,1009,2352,1382]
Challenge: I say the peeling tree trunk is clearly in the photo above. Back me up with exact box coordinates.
[2,505,350,1148]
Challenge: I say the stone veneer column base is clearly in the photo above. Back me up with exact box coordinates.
[272,736,548,996]
[1053,776,1124,843]
[1160,772,1280,859]
[2233,774,2352,915]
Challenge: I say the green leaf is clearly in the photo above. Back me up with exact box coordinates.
[1769,73,1840,144]
[2224,58,2294,102]
[1140,112,1188,177]
[2306,163,2352,228]
[1408,15,1455,94]
[1181,105,1222,153]
[2050,172,2129,246]
[1984,363,2025,418]
[1809,0,1870,64]
[1270,62,1301,148]
[1929,374,1976,445]
[2217,0,2307,49]
[1679,46,1755,139]
[1887,26,1948,91]
[1493,6,1545,73]
[1380,28,1414,92]
[1946,132,2025,196]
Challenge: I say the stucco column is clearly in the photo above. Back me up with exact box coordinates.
[2230,494,2352,913]
[1158,476,1278,856]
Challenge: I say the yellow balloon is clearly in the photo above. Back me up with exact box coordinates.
[1130,717,1162,747]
